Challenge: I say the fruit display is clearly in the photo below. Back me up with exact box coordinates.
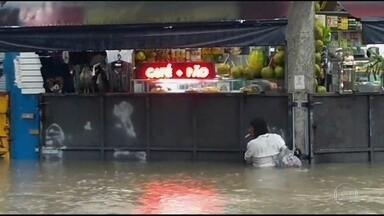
[316,85,327,95]
[243,66,259,80]
[315,40,324,53]
[315,52,321,64]
[213,47,285,82]
[315,25,323,40]
[314,4,331,94]
[230,47,284,81]
[247,48,266,77]
[217,63,231,76]
[270,49,285,80]
[231,65,245,79]
[272,50,284,66]
[133,46,286,93]
[261,66,274,79]
[135,50,146,62]
[315,64,321,77]
[274,65,284,79]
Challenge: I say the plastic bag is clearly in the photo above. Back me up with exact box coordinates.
[273,148,302,168]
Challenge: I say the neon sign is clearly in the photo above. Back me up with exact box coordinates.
[136,62,216,79]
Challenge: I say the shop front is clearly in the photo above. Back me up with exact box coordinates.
[4,1,384,163]
[38,20,291,161]
[0,1,296,161]
[309,2,384,163]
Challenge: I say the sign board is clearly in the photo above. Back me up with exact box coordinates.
[136,62,216,79]
[294,75,305,90]
[21,113,34,120]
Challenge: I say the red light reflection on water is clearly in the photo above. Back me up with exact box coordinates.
[134,178,225,214]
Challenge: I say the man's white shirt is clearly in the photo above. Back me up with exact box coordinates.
[244,133,287,167]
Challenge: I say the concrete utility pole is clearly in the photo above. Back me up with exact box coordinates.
[287,1,315,156]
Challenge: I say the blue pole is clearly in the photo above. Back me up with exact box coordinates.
[4,52,39,160]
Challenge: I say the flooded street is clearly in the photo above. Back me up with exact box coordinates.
[0,160,384,214]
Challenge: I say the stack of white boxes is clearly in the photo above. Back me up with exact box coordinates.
[14,52,45,94]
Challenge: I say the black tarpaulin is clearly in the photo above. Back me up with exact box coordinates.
[0,20,287,52]
[362,19,384,44]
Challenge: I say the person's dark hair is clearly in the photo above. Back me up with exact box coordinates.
[250,118,269,138]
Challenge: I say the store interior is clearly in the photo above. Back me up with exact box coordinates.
[316,9,384,94]
[36,46,286,95]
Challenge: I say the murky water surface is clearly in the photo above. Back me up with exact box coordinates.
[0,160,383,214]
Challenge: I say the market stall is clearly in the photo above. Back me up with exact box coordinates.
[309,1,384,163]
[39,25,291,161]
[0,1,293,161]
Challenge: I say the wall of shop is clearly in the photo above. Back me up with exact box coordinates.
[0,53,9,159]
[40,94,291,161]
[309,94,384,163]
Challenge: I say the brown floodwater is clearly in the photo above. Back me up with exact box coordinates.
[0,159,383,214]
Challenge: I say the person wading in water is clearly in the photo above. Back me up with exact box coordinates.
[244,118,302,168]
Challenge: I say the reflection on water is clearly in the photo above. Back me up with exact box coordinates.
[134,178,225,214]
[0,160,384,214]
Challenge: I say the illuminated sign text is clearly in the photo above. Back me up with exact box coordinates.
[136,62,215,79]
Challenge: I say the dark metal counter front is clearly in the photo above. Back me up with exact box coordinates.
[40,93,291,161]
[309,94,384,163]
